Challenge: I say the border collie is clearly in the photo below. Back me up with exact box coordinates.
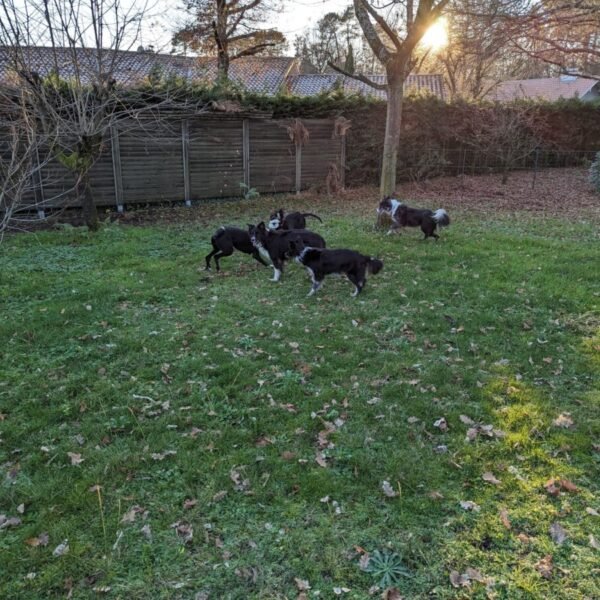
[289,240,383,297]
[248,222,326,282]
[205,226,269,271]
[377,197,450,240]
[268,208,323,231]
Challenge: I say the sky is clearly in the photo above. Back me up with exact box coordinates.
[141,0,351,54]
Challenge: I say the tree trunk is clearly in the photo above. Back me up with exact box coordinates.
[380,75,404,197]
[78,171,99,231]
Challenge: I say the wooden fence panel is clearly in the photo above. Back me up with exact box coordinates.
[248,120,295,193]
[119,123,184,204]
[188,118,244,199]
[301,119,340,190]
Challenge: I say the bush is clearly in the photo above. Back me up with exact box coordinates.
[589,151,600,193]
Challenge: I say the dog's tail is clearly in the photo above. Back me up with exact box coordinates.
[302,212,323,223]
[367,257,384,275]
[432,209,450,227]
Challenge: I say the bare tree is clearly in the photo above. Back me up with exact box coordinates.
[504,0,600,79]
[0,0,157,230]
[329,0,451,196]
[173,0,286,81]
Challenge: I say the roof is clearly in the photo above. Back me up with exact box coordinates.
[287,73,446,100]
[0,46,301,92]
[488,76,600,102]
[0,46,445,100]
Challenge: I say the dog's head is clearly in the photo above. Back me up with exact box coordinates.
[248,222,268,247]
[287,236,306,259]
[267,208,284,231]
[377,196,398,216]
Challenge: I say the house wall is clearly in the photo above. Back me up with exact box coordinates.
[18,116,342,210]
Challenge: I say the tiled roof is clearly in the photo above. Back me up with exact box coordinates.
[0,46,299,92]
[0,46,446,100]
[488,76,600,102]
[287,73,446,100]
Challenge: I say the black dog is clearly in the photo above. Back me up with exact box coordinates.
[377,197,450,240]
[268,208,323,231]
[205,226,269,272]
[289,240,383,297]
[248,222,326,282]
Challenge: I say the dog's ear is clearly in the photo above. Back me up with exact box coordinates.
[257,221,266,230]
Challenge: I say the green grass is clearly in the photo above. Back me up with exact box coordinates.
[1,203,599,599]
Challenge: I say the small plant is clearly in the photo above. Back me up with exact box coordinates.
[240,182,260,200]
[589,151,600,194]
[363,549,412,588]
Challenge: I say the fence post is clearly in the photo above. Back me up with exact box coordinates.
[340,134,346,189]
[182,119,191,206]
[110,125,124,212]
[33,145,46,219]
[295,143,302,194]
[531,147,540,190]
[242,119,250,191]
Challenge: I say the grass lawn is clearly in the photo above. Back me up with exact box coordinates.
[1,183,599,599]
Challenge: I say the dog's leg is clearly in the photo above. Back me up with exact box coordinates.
[205,250,216,270]
[348,269,365,297]
[271,260,283,282]
[212,251,230,272]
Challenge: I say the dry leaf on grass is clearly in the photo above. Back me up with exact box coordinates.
[585,507,599,517]
[589,534,600,550]
[183,499,197,510]
[0,515,22,529]
[553,413,574,428]
[294,578,311,591]
[460,500,481,512]
[550,522,568,545]
[382,481,398,498]
[482,472,501,485]
[433,417,448,432]
[67,452,84,466]
[499,508,511,529]
[315,452,328,468]
[52,539,69,557]
[459,415,475,425]
[171,521,193,544]
[25,533,49,547]
[381,588,403,599]
[534,554,553,579]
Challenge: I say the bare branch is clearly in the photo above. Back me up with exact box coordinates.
[327,61,388,91]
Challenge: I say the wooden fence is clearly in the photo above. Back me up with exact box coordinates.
[25,116,344,211]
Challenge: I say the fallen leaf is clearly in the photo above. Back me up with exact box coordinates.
[534,554,553,579]
[544,479,561,496]
[459,415,475,425]
[67,452,84,466]
[433,417,448,432]
[150,450,177,461]
[589,534,600,550]
[449,570,468,588]
[464,567,485,582]
[294,578,311,591]
[171,521,193,544]
[141,524,152,541]
[460,500,481,512]
[559,479,578,493]
[552,413,574,428]
[550,522,568,545]
[25,533,49,547]
[381,588,403,599]
[407,416,420,424]
[381,480,398,498]
[183,499,197,510]
[585,507,599,517]
[212,490,227,502]
[52,539,69,557]
[358,553,371,570]
[429,490,444,500]
[482,472,501,485]
[88,485,102,493]
[315,452,328,468]
[0,515,22,529]
[16,504,25,514]
[499,508,511,529]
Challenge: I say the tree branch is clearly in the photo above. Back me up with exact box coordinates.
[327,61,388,91]
[353,0,391,65]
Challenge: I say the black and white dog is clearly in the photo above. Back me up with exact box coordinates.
[248,222,326,282]
[289,240,383,297]
[268,208,323,231]
[377,197,450,240]
[205,226,269,272]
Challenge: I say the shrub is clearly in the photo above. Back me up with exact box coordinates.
[589,151,600,193]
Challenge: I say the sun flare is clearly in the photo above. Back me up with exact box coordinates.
[421,18,448,51]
